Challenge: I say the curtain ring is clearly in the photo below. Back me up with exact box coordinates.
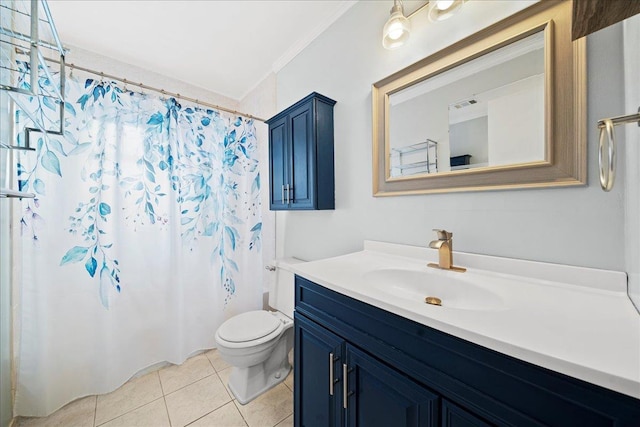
[599,118,616,191]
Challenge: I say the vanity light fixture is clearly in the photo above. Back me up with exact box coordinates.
[382,0,411,50]
[382,0,466,50]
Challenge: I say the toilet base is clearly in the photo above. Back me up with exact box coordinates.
[228,363,291,405]
[226,326,293,405]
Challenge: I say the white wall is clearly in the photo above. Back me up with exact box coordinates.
[239,74,278,304]
[624,14,640,311]
[487,74,544,166]
[450,117,487,165]
[65,45,239,112]
[273,1,626,272]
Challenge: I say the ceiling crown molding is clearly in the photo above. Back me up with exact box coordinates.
[271,1,358,73]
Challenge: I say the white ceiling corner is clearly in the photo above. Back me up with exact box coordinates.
[271,0,358,74]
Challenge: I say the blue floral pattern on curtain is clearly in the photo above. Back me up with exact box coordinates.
[14,75,262,307]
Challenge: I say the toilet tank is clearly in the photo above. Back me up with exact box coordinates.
[268,258,305,318]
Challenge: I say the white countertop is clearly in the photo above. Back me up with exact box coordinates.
[290,241,640,399]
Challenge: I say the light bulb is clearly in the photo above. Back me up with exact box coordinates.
[387,22,404,40]
[382,3,411,49]
[428,0,464,22]
[436,0,455,11]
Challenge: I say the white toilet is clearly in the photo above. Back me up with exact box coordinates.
[214,258,303,404]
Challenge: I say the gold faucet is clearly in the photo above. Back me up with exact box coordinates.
[428,229,466,273]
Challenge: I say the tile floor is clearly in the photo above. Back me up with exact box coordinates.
[15,350,294,427]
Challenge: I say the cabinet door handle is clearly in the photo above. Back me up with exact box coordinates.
[329,353,335,396]
[343,363,348,409]
[288,184,293,203]
[281,185,285,204]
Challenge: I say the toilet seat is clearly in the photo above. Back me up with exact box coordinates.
[216,310,284,348]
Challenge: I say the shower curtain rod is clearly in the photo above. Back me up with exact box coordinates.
[15,48,266,122]
[68,62,267,122]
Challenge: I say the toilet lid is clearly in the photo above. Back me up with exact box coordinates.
[217,310,282,343]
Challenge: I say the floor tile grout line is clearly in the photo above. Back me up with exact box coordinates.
[160,354,218,394]
[165,370,233,427]
[231,400,250,427]
[207,348,235,373]
[213,364,248,427]
[157,371,173,427]
[95,372,164,427]
[204,351,216,372]
[163,372,216,399]
[272,411,293,427]
[94,396,166,427]
[183,399,238,427]
[92,394,98,427]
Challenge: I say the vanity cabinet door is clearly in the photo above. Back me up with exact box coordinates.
[345,344,440,427]
[441,400,493,427]
[294,313,345,427]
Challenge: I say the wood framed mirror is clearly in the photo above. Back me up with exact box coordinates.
[372,0,586,196]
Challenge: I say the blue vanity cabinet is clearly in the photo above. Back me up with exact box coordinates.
[266,93,336,210]
[295,312,440,427]
[294,276,640,427]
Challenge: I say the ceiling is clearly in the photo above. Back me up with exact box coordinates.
[47,0,357,100]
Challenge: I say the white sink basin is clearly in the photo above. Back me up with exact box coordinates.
[363,268,506,311]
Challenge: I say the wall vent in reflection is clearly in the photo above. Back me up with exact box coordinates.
[452,99,477,109]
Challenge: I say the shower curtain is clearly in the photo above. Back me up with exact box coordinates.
[11,73,263,416]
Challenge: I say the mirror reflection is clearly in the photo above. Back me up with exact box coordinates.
[388,31,545,178]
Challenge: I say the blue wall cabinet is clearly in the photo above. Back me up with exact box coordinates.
[266,93,336,210]
[294,276,640,426]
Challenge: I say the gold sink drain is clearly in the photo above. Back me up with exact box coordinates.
[425,296,442,306]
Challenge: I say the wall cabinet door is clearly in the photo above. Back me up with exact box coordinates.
[294,313,344,427]
[266,92,336,210]
[288,102,314,209]
[345,344,440,427]
[268,115,288,209]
